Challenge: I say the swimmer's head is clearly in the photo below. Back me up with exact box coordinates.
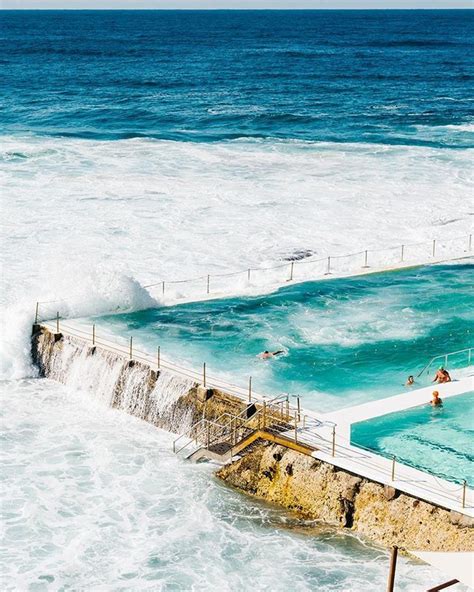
[433,390,439,397]
[264,351,269,354]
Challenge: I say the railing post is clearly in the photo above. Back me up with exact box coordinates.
[469,234,472,251]
[294,414,298,443]
[162,281,165,296]
[363,250,369,268]
[129,336,133,360]
[325,256,331,275]
[462,480,467,508]
[286,396,290,421]
[247,268,251,282]
[248,376,252,402]
[289,261,294,281]
[34,302,39,324]
[331,425,336,457]
[207,274,210,294]
[157,345,161,369]
[401,244,404,262]
[391,455,396,481]
[203,362,206,387]
[56,311,60,334]
[386,546,398,592]
[432,239,436,258]
[92,324,95,345]
[297,396,301,422]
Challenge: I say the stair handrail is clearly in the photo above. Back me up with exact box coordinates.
[416,346,473,379]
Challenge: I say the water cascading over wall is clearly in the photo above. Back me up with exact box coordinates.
[31,326,246,436]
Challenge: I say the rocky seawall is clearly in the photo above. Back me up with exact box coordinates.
[31,325,247,437]
[217,442,474,552]
[32,324,473,553]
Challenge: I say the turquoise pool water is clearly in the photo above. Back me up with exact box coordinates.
[351,392,474,486]
[93,263,474,413]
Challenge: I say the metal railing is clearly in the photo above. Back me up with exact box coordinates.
[35,311,304,417]
[34,234,472,314]
[416,347,473,379]
[34,313,473,512]
[333,430,471,508]
[173,399,299,460]
[141,234,472,301]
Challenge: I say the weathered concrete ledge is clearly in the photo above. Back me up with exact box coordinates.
[217,442,474,552]
[31,325,248,438]
[32,324,473,553]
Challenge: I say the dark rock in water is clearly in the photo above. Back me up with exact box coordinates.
[284,249,314,262]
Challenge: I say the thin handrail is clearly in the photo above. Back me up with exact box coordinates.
[35,316,471,509]
[416,347,473,378]
[35,234,472,309]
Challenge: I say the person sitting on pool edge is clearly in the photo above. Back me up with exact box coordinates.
[405,375,415,387]
[259,350,284,359]
[430,390,443,407]
[442,368,452,383]
[432,366,451,384]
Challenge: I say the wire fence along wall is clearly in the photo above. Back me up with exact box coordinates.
[35,315,473,510]
[142,234,472,301]
[327,430,471,509]
[36,316,291,408]
[34,234,472,319]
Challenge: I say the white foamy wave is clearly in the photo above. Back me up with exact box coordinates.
[413,121,474,135]
[292,291,426,347]
[435,123,474,132]
[1,134,472,378]
[1,379,442,592]
[0,266,156,381]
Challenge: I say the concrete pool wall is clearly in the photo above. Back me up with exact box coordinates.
[31,324,474,553]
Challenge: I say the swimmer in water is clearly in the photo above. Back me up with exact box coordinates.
[405,375,415,387]
[430,390,443,407]
[259,350,284,359]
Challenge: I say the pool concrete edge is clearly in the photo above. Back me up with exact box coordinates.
[31,324,474,554]
[216,443,474,553]
[323,377,474,436]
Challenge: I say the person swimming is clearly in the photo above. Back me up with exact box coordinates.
[259,350,284,359]
[430,390,443,407]
[405,375,415,387]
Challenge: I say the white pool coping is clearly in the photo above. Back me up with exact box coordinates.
[322,375,474,438]
[40,319,474,517]
[295,377,474,517]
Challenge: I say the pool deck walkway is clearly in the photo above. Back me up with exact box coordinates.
[292,376,474,517]
[321,375,474,440]
[38,319,474,517]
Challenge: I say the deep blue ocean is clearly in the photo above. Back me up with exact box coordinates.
[1,9,473,146]
[1,12,474,591]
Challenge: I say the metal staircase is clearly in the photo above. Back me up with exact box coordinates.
[172,395,315,464]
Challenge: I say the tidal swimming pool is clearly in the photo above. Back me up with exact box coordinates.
[351,391,474,486]
[91,263,473,413]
